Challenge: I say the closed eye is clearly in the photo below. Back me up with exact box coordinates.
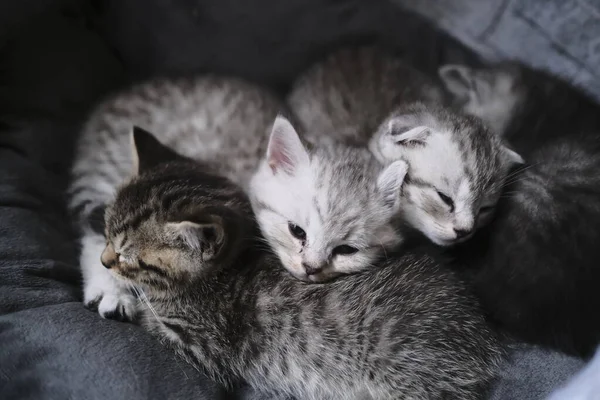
[332,245,359,256]
[436,191,455,212]
[479,205,494,214]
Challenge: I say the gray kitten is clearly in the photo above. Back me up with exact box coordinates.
[102,128,505,400]
[288,46,522,246]
[69,75,407,321]
[438,62,600,357]
[287,46,444,145]
[69,76,283,321]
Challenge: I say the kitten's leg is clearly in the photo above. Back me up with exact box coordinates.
[81,229,137,321]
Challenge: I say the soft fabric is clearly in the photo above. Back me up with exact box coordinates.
[0,0,591,399]
[397,0,600,99]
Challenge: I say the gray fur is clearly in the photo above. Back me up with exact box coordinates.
[69,75,283,320]
[103,146,505,400]
[287,46,444,146]
[440,61,600,356]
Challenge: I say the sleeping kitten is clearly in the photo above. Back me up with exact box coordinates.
[439,62,600,357]
[438,62,600,147]
[69,76,283,321]
[287,46,444,145]
[70,76,406,321]
[288,46,522,246]
[102,127,504,400]
[368,103,522,246]
[250,116,407,282]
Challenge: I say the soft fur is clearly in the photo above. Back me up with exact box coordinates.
[369,103,522,246]
[287,46,521,247]
[287,46,444,146]
[440,62,600,357]
[250,116,407,282]
[69,76,283,320]
[102,129,505,400]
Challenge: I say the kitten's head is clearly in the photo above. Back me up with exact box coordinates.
[102,127,256,292]
[438,63,526,136]
[250,116,407,283]
[369,103,523,246]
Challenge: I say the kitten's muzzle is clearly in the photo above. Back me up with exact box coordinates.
[101,243,119,269]
[302,262,323,277]
[454,228,473,240]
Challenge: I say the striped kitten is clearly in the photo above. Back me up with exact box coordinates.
[101,128,504,400]
[69,76,282,321]
[250,116,407,282]
[287,46,444,146]
[368,103,523,246]
[439,62,600,356]
[70,76,406,320]
[288,46,522,246]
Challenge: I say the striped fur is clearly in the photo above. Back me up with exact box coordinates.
[287,46,444,146]
[287,46,521,247]
[68,75,283,320]
[440,62,600,357]
[104,155,505,400]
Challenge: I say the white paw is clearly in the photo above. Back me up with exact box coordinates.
[80,230,138,322]
[84,282,138,322]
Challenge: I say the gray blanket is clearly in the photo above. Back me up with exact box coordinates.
[0,0,592,399]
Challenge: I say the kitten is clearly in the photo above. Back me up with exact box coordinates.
[69,76,283,321]
[368,103,523,246]
[102,127,505,400]
[287,46,444,146]
[288,46,522,247]
[250,116,408,282]
[439,62,600,357]
[70,75,406,321]
[438,62,600,148]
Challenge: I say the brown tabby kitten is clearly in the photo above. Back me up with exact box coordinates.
[287,45,444,145]
[101,127,505,400]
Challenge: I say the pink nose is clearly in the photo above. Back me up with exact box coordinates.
[454,228,473,239]
[302,263,323,276]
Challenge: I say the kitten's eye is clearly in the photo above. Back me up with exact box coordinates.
[288,222,306,241]
[436,191,455,211]
[479,205,494,214]
[332,245,359,256]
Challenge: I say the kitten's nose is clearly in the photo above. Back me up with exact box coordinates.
[302,263,323,276]
[101,244,118,269]
[454,228,473,239]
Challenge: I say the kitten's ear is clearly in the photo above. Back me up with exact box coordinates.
[387,122,431,146]
[377,160,409,211]
[438,64,478,103]
[166,219,225,253]
[131,126,183,175]
[266,115,309,175]
[503,145,524,166]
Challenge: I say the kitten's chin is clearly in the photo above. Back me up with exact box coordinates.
[285,269,341,284]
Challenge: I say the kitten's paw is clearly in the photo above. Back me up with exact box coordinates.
[84,283,137,322]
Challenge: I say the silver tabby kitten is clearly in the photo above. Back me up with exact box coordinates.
[250,116,407,282]
[69,76,282,321]
[288,46,523,246]
[102,129,505,400]
[70,76,406,321]
[287,46,444,146]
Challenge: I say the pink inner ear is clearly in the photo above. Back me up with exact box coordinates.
[268,135,294,174]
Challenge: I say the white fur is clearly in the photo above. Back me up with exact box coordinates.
[250,118,404,282]
[80,229,137,319]
[370,113,483,246]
